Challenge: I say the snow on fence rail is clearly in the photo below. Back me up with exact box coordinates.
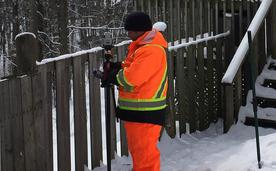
[37,47,104,65]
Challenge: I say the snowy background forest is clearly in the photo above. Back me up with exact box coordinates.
[0,0,132,78]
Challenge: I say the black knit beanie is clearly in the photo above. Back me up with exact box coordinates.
[124,12,152,31]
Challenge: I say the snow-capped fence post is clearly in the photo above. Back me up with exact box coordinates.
[15,32,39,76]
[0,31,52,171]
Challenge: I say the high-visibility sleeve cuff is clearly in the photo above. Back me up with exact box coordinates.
[117,69,134,92]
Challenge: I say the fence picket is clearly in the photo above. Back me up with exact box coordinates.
[166,51,176,137]
[88,52,103,169]
[187,45,197,132]
[9,78,25,171]
[39,63,54,171]
[215,38,223,118]
[176,49,187,135]
[56,60,71,171]
[32,73,48,171]
[73,55,88,171]
[0,81,2,171]
[21,76,37,171]
[206,40,216,123]
[0,80,13,171]
[224,85,234,133]
[197,42,208,131]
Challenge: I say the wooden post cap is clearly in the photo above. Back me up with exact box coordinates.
[15,32,39,75]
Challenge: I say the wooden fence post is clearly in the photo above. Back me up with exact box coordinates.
[0,80,14,171]
[10,31,49,171]
[15,32,39,75]
[88,52,103,168]
[38,64,54,171]
[56,60,71,171]
[73,55,88,171]
[272,1,276,59]
[224,85,234,133]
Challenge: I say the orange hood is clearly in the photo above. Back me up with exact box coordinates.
[128,29,168,52]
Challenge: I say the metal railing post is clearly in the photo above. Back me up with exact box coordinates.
[247,31,262,169]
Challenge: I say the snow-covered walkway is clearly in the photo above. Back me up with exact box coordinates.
[92,120,276,171]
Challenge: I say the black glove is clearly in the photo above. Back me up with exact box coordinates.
[93,61,121,87]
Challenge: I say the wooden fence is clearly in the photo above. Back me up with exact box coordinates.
[0,31,231,171]
[1,0,271,170]
[0,35,131,171]
[135,0,263,43]
[166,32,230,137]
[135,0,264,136]
[0,31,230,171]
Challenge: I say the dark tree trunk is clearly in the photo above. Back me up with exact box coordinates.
[57,0,69,54]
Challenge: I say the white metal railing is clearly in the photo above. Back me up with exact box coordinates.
[168,31,230,52]
[221,0,273,84]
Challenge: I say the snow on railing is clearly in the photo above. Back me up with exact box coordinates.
[168,31,230,52]
[114,40,132,47]
[37,29,232,66]
[221,0,273,84]
[68,25,125,30]
[37,39,133,65]
[36,47,104,65]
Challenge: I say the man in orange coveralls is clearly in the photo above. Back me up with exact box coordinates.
[100,11,168,171]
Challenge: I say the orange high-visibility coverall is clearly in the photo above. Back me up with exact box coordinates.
[116,29,168,171]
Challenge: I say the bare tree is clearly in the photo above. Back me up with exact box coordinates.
[57,0,69,54]
[0,0,134,65]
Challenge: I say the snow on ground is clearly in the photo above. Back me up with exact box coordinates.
[239,57,276,121]
[92,119,276,171]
